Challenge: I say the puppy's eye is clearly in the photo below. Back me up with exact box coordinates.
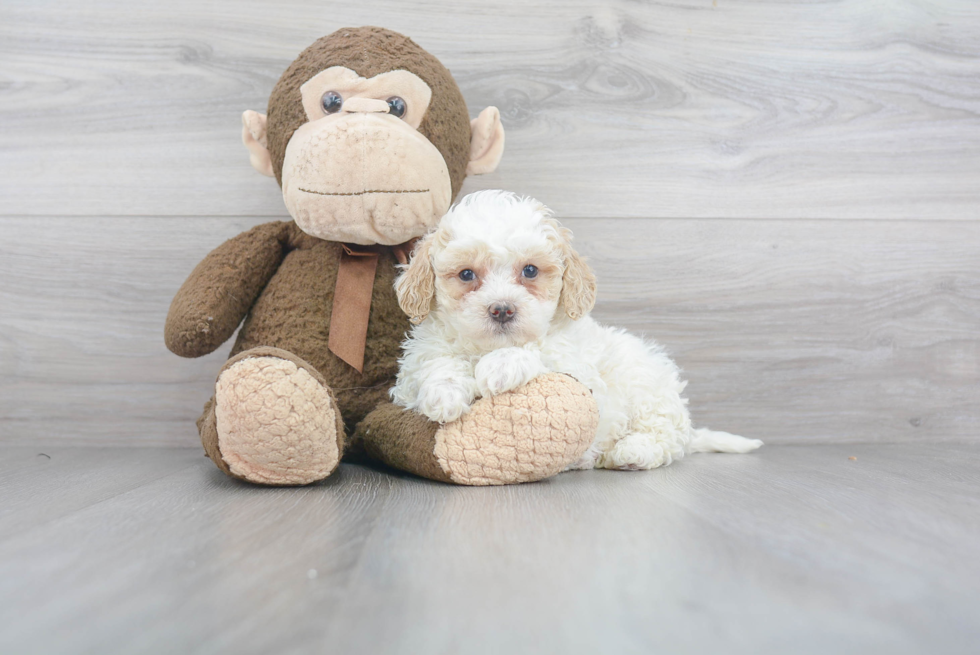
[321,91,343,114]
[459,269,476,282]
[386,96,407,118]
[522,264,538,279]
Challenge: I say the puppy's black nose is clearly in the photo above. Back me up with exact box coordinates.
[489,302,516,324]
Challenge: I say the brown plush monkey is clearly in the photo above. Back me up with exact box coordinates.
[165,27,598,486]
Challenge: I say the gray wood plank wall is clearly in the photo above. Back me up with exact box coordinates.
[1,0,978,446]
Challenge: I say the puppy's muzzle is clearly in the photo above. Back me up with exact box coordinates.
[489,302,516,324]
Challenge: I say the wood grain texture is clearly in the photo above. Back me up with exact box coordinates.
[1,0,979,218]
[0,216,976,446]
[0,444,977,654]
[0,447,200,540]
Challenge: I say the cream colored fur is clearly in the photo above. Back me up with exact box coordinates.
[392,190,763,471]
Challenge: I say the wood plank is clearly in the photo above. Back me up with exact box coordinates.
[0,216,261,446]
[0,444,977,654]
[0,215,977,446]
[1,1,979,219]
[330,442,980,654]
[573,218,980,442]
[0,447,200,540]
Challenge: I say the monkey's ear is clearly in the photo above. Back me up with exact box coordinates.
[395,237,436,324]
[241,110,274,178]
[466,107,505,176]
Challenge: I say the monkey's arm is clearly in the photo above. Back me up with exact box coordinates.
[165,221,293,358]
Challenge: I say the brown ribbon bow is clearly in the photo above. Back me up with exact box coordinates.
[328,240,416,373]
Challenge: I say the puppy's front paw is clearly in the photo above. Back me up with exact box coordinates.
[417,380,475,424]
[475,347,548,397]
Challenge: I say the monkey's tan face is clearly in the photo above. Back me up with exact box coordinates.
[281,67,453,246]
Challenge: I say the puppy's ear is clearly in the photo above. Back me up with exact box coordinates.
[395,237,436,324]
[557,227,597,320]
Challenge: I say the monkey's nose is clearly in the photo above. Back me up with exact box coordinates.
[341,97,390,113]
[489,302,516,324]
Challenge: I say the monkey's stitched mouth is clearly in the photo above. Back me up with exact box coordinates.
[298,188,430,196]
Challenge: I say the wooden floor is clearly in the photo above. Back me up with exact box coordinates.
[1,444,977,654]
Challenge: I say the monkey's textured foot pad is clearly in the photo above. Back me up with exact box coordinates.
[434,373,598,486]
[213,352,343,485]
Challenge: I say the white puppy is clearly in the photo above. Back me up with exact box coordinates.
[391,190,762,470]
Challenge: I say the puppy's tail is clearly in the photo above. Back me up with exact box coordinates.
[689,428,764,454]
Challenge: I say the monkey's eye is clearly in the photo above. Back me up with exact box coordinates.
[522,265,538,279]
[386,96,407,119]
[459,269,476,282]
[321,91,343,114]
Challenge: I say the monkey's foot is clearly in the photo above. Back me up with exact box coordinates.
[202,347,345,486]
[356,373,598,486]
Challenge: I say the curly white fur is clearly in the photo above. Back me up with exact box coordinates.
[391,190,763,470]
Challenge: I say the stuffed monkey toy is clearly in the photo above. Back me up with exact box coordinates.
[165,27,599,486]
